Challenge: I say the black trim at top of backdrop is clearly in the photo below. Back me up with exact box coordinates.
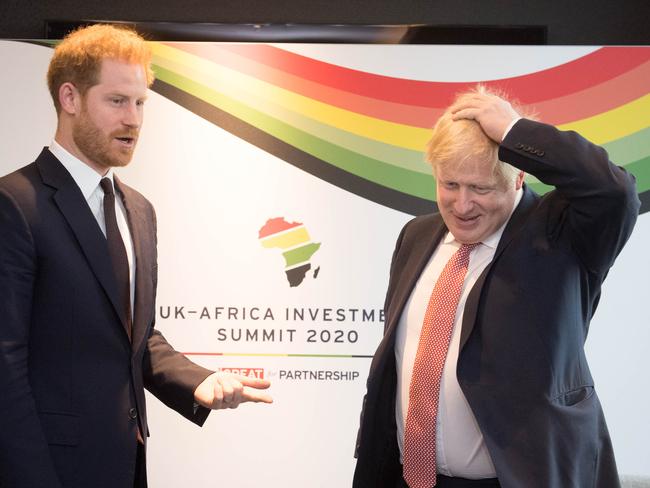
[44,20,547,44]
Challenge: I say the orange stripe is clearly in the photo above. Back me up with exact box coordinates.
[534,60,650,125]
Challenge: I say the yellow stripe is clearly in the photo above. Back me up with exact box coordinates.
[151,43,430,151]
[260,227,310,249]
[558,94,650,144]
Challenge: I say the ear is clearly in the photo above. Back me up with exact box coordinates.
[58,82,81,115]
[514,170,525,190]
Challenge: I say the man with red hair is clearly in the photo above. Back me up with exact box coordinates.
[0,24,272,488]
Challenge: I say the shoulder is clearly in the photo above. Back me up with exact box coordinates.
[114,177,155,214]
[0,162,42,207]
[401,212,443,239]
[388,211,444,259]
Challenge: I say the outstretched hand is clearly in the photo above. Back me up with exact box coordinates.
[194,371,273,410]
[451,93,520,143]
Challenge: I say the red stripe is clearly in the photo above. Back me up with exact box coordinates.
[165,43,650,127]
[168,43,441,128]
[534,60,650,124]
[258,217,302,238]
[217,45,650,107]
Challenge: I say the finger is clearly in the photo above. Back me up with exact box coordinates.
[239,376,271,389]
[221,380,235,404]
[212,381,224,409]
[230,379,244,404]
[451,108,479,121]
[241,387,274,404]
[450,94,490,111]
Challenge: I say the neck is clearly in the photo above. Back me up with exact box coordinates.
[54,125,108,176]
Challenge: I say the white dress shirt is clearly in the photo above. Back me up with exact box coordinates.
[394,189,522,479]
[49,141,136,317]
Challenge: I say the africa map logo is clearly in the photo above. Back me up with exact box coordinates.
[259,217,321,287]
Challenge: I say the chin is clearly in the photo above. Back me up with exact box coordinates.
[453,231,480,245]
[107,152,135,168]
[111,159,132,168]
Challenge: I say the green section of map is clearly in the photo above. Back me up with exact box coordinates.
[282,243,322,267]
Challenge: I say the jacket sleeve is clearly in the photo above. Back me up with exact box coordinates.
[143,329,213,426]
[0,187,63,488]
[140,202,214,426]
[500,118,640,275]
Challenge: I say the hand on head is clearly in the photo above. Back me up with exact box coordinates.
[450,93,521,143]
[194,371,273,410]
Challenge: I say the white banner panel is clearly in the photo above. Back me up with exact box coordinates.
[1,40,648,486]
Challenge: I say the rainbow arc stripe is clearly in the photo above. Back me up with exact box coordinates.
[150,43,650,213]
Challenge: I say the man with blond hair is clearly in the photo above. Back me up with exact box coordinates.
[353,88,639,488]
[0,24,271,488]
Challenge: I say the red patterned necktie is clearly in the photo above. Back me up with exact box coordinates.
[403,243,479,488]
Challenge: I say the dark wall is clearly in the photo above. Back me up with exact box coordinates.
[1,0,649,44]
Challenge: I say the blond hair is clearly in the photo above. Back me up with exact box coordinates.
[426,85,535,186]
[47,24,154,113]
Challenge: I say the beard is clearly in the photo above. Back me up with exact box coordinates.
[72,108,139,169]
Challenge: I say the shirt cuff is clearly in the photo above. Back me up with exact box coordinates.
[501,117,522,142]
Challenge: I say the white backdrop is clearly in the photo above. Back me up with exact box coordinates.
[1,41,648,486]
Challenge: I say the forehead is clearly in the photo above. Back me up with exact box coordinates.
[436,158,500,186]
[95,58,147,93]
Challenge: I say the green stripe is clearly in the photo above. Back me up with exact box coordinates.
[603,126,650,166]
[527,181,554,195]
[525,155,650,195]
[154,65,436,199]
[282,243,321,267]
[275,105,430,174]
[153,65,650,201]
[624,155,650,193]
[153,57,430,174]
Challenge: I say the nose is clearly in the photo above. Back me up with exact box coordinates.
[122,102,142,128]
[453,188,474,215]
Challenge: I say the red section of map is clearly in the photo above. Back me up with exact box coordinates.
[258,217,302,238]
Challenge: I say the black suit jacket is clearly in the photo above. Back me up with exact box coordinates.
[353,120,640,488]
[0,149,213,488]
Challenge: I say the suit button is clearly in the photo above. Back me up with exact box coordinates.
[537,150,545,156]
[524,145,533,152]
[129,408,137,419]
[515,143,524,149]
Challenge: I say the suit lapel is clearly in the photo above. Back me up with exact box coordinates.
[459,185,539,351]
[36,148,129,335]
[384,217,447,341]
[368,216,446,379]
[115,177,154,354]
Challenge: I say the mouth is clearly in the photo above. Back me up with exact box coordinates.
[454,214,480,226]
[114,136,136,148]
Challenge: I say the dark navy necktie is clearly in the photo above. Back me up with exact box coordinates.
[100,178,132,341]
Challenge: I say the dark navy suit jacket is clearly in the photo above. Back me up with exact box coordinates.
[0,149,213,488]
[353,120,640,488]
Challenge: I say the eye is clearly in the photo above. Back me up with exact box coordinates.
[442,181,458,190]
[110,97,125,105]
[136,99,146,107]
[472,186,493,195]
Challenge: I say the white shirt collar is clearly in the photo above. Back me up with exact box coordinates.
[49,140,115,199]
[446,186,524,250]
